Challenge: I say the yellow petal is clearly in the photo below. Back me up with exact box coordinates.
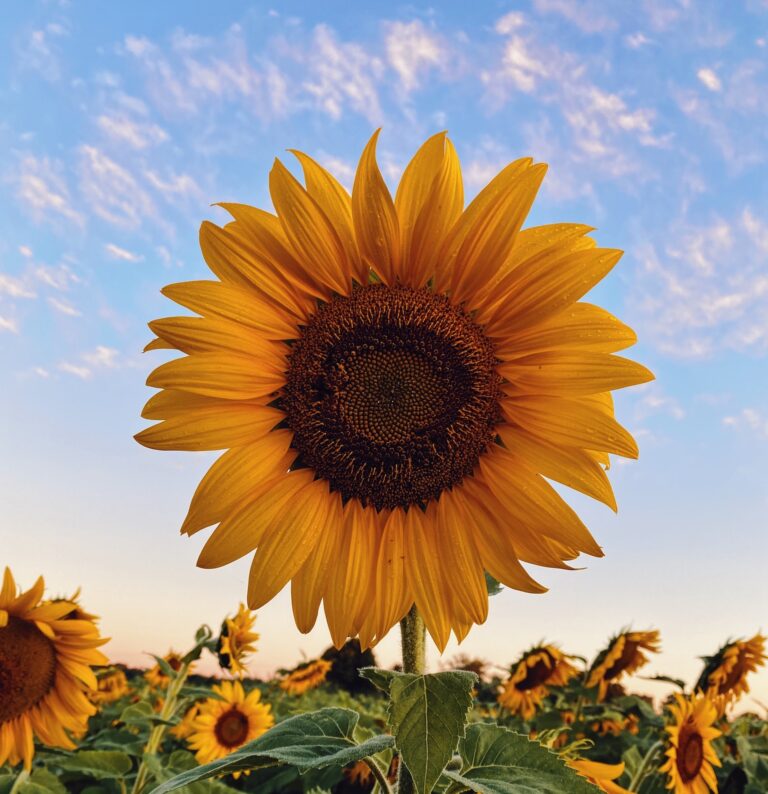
[200,221,310,320]
[146,352,285,400]
[290,149,366,285]
[141,389,245,420]
[497,425,617,510]
[501,352,654,395]
[134,404,283,451]
[181,430,295,535]
[247,478,335,608]
[502,395,639,458]
[352,129,400,284]
[197,468,313,567]
[494,302,637,359]
[269,158,350,295]
[149,315,288,360]
[144,336,174,352]
[403,506,451,652]
[161,281,297,340]
[395,132,464,286]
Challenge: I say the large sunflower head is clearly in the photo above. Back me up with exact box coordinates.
[695,633,766,708]
[0,567,108,769]
[659,692,721,793]
[136,131,653,650]
[586,629,661,700]
[91,667,129,704]
[279,658,332,696]
[497,644,577,719]
[217,603,259,677]
[187,680,273,769]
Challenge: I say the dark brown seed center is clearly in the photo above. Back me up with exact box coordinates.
[517,652,556,691]
[282,284,500,510]
[0,616,57,723]
[604,639,638,680]
[677,727,704,782]
[214,708,250,748]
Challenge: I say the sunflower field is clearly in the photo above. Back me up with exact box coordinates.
[1,567,766,794]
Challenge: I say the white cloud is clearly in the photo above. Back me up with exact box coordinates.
[632,209,768,356]
[494,12,526,35]
[32,263,80,290]
[384,21,445,93]
[0,274,36,299]
[105,243,143,262]
[144,170,202,198]
[17,23,67,81]
[697,67,722,92]
[532,0,617,33]
[15,155,84,227]
[79,146,154,228]
[723,408,768,440]
[303,25,384,123]
[59,362,91,379]
[18,245,33,258]
[83,345,119,368]
[33,367,50,378]
[48,296,81,317]
[625,32,652,49]
[0,315,18,333]
[97,114,169,149]
[634,386,686,421]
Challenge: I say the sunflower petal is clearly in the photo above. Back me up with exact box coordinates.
[352,130,400,285]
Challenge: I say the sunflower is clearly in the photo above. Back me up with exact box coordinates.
[217,603,259,677]
[497,644,577,719]
[136,131,652,650]
[659,692,721,793]
[187,680,273,768]
[91,667,129,704]
[568,759,632,794]
[0,567,108,769]
[279,658,332,695]
[695,633,766,708]
[586,629,660,700]
[145,650,188,689]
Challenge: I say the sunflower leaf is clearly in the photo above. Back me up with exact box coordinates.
[485,573,503,596]
[149,708,395,793]
[440,723,600,793]
[359,666,400,694]
[386,671,476,794]
[56,750,133,780]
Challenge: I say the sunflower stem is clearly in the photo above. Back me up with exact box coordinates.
[9,769,30,794]
[628,739,663,792]
[364,756,393,793]
[396,605,426,794]
[130,662,191,794]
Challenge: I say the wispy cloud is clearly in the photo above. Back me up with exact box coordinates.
[14,155,84,227]
[97,113,169,149]
[532,0,617,34]
[17,23,68,81]
[79,146,154,228]
[105,243,143,262]
[58,345,121,380]
[58,361,91,379]
[0,274,36,299]
[723,408,768,440]
[18,245,33,258]
[0,315,19,334]
[697,67,722,92]
[48,296,81,317]
[384,21,446,93]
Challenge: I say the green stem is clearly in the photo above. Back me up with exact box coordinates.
[364,756,393,793]
[9,769,30,794]
[628,740,663,792]
[130,663,191,794]
[396,606,425,794]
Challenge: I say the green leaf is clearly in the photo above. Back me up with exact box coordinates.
[640,674,687,690]
[150,654,177,679]
[16,769,68,794]
[359,666,399,694]
[119,702,173,727]
[150,708,394,793]
[388,671,476,794]
[485,573,503,596]
[57,750,132,780]
[442,723,600,793]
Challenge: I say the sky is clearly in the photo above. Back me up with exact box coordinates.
[1,0,767,708]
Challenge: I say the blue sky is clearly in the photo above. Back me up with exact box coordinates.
[1,1,767,704]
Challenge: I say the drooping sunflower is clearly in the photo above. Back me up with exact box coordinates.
[0,567,108,769]
[695,633,766,708]
[217,603,259,677]
[279,658,332,696]
[187,680,273,768]
[568,759,632,794]
[497,644,577,719]
[659,692,721,794]
[145,650,189,689]
[586,629,661,700]
[91,667,129,704]
[136,131,653,650]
